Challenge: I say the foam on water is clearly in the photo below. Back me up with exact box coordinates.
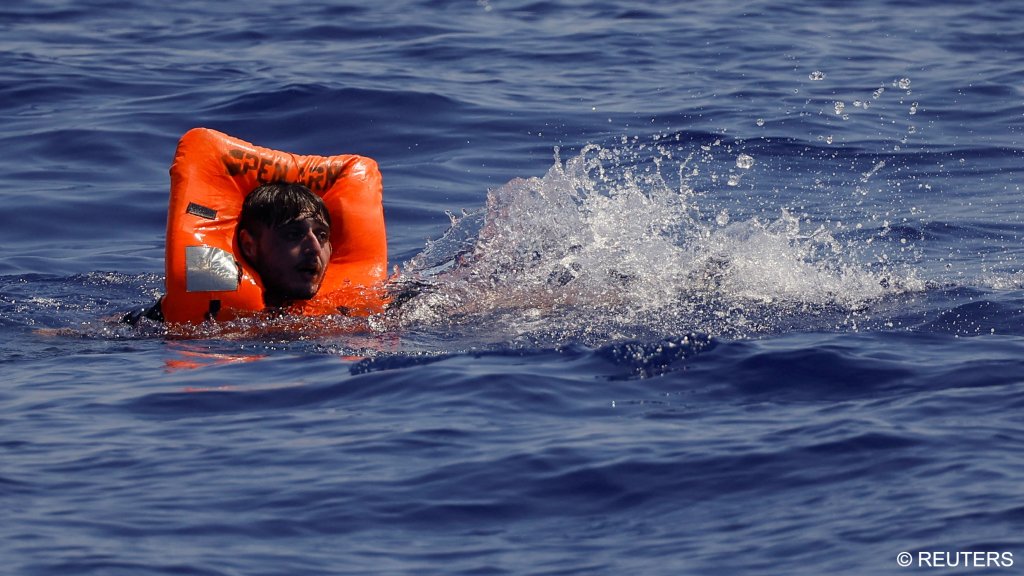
[385,137,924,344]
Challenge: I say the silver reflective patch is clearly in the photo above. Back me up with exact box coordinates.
[185,246,240,292]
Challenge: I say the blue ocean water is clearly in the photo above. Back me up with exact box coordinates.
[3,0,1024,574]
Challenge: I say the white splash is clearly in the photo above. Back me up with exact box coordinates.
[389,143,919,342]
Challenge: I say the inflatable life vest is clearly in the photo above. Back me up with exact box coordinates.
[162,127,388,324]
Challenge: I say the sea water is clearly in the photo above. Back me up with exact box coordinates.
[2,0,1024,574]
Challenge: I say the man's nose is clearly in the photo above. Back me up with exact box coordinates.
[300,229,323,252]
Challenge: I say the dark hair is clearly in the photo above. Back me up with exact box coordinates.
[238,181,332,235]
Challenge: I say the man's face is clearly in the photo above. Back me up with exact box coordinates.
[242,215,332,305]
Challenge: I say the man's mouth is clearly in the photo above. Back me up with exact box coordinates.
[297,262,322,280]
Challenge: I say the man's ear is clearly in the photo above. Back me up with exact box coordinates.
[238,228,258,263]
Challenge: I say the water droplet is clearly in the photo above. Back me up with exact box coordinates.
[716,210,730,226]
[834,101,846,115]
[809,70,826,81]
[736,154,755,169]
[853,100,863,108]
[895,77,911,90]
[727,174,742,186]
[861,160,886,182]
[756,118,765,127]
[873,87,885,99]
[909,102,919,115]
[825,135,834,144]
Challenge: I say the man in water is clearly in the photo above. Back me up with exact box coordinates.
[236,181,333,307]
[125,181,333,323]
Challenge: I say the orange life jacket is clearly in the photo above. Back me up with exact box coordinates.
[161,127,388,324]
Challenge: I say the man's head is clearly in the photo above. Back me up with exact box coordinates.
[238,182,333,307]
